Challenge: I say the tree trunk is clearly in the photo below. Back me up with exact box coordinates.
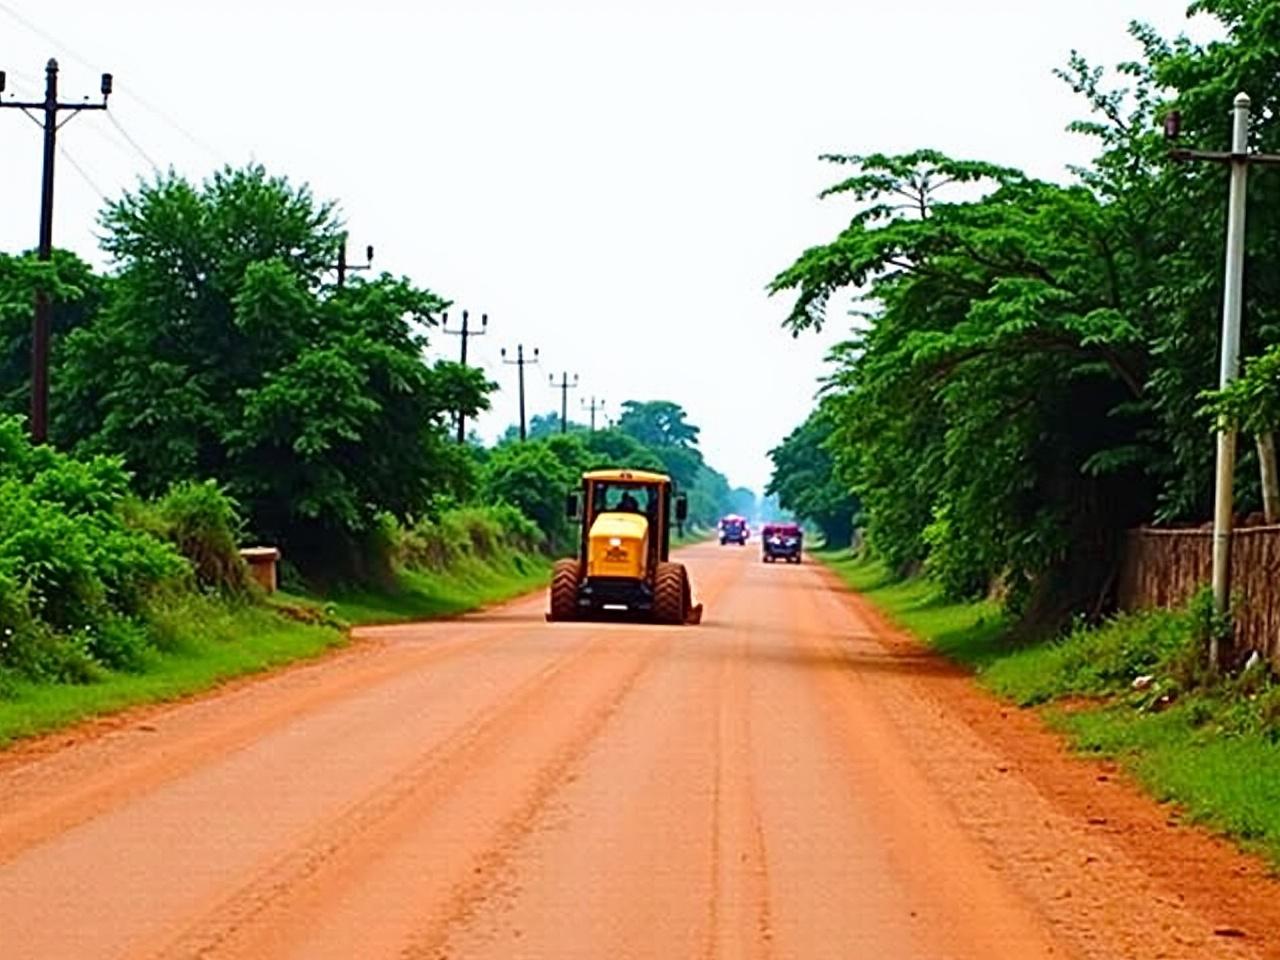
[1259,432,1280,524]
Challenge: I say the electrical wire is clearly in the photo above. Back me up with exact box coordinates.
[57,142,108,201]
[106,111,160,172]
[0,0,227,163]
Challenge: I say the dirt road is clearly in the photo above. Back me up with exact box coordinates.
[2,542,1278,959]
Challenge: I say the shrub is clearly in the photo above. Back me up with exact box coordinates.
[155,481,250,593]
[395,505,545,573]
[0,415,189,679]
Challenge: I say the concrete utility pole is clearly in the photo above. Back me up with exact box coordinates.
[1168,93,1280,665]
[582,396,605,432]
[550,372,578,434]
[442,310,487,443]
[332,234,373,288]
[501,344,539,441]
[0,58,112,444]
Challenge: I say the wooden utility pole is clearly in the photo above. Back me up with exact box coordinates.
[501,344,539,441]
[1,58,112,443]
[442,310,488,443]
[582,396,605,431]
[550,372,578,434]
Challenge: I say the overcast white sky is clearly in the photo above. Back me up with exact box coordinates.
[1,1,1212,492]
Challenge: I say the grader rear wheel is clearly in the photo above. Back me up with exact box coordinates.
[548,559,581,621]
[653,561,689,625]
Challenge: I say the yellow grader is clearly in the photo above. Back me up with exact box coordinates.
[547,469,703,624]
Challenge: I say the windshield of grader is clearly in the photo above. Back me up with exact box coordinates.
[591,482,659,519]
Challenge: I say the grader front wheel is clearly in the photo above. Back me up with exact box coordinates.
[548,559,581,621]
[654,561,700,625]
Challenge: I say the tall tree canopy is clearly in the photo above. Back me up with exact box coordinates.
[616,400,701,449]
[770,6,1280,623]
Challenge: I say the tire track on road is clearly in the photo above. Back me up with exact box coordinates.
[0,623,531,868]
[702,602,774,960]
[142,629,613,960]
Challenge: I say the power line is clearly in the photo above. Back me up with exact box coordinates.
[0,0,226,164]
[58,142,107,200]
[107,111,159,171]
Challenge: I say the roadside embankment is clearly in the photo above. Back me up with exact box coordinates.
[0,445,548,747]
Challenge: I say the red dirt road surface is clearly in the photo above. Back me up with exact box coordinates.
[2,542,1279,959]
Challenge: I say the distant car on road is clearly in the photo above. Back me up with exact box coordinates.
[761,523,802,564]
[719,514,749,546]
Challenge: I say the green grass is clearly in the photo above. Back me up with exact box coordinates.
[0,598,343,747]
[1057,702,1280,851]
[673,526,715,548]
[306,550,551,626]
[818,549,1009,667]
[815,547,1280,865]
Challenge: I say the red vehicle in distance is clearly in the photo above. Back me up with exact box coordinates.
[761,522,802,564]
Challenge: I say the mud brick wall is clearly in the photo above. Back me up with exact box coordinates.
[1117,526,1280,662]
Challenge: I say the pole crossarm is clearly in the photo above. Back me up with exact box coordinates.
[327,234,373,288]
[1169,148,1280,166]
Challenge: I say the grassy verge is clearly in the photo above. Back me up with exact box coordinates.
[820,551,1009,667]
[0,551,551,747]
[673,525,715,548]
[298,550,551,626]
[0,598,343,747]
[817,547,1280,864]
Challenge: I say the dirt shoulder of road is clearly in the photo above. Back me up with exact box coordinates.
[811,555,1280,950]
[0,553,549,756]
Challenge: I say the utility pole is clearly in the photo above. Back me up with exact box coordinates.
[582,396,605,431]
[331,233,373,288]
[550,372,579,434]
[1,59,112,444]
[442,310,487,443]
[1167,93,1280,665]
[501,344,539,441]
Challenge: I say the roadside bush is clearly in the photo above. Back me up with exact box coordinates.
[984,608,1191,706]
[0,415,190,680]
[155,481,249,593]
[395,504,543,573]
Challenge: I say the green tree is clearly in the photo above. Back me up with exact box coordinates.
[616,400,700,449]
[772,149,1162,617]
[500,410,585,442]
[767,402,858,547]
[54,165,488,576]
[0,250,103,420]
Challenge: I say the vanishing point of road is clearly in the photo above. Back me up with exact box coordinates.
[1,542,1278,959]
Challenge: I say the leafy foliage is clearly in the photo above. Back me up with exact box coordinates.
[0,416,189,680]
[0,250,103,417]
[13,165,495,577]
[769,7,1280,626]
[485,402,744,549]
[766,401,859,546]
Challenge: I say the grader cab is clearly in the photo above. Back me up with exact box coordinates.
[547,469,703,624]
